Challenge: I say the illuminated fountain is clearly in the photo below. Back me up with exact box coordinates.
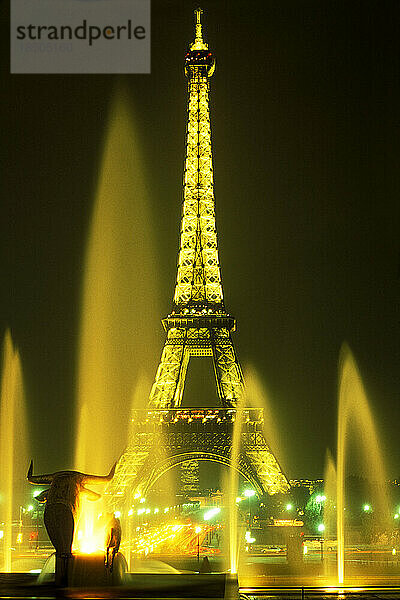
[227,365,287,579]
[322,450,337,579]
[244,365,287,480]
[75,84,160,474]
[0,331,28,572]
[74,85,160,556]
[13,7,394,590]
[227,390,245,574]
[336,343,390,584]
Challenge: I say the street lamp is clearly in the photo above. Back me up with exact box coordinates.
[243,489,256,527]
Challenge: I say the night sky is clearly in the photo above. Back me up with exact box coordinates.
[1,1,399,480]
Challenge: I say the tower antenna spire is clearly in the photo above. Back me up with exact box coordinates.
[191,7,208,50]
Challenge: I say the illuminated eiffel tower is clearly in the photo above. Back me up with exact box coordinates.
[107,9,289,508]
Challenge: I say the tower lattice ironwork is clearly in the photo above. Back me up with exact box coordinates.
[106,9,289,507]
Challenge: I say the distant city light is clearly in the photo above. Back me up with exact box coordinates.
[204,507,221,521]
[140,498,146,504]
[33,490,41,498]
[245,530,256,543]
[363,504,371,512]
[286,503,293,511]
[154,508,159,514]
[195,526,202,534]
[317,523,325,532]
[134,492,141,499]
[27,505,34,512]
[128,509,134,516]
[315,495,326,503]
[244,489,256,498]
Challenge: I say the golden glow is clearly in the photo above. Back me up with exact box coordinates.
[228,390,244,575]
[174,71,222,306]
[0,331,28,573]
[243,365,289,493]
[337,345,390,585]
[72,496,107,555]
[191,8,208,51]
[149,326,245,410]
[105,374,176,506]
[120,522,208,557]
[106,12,288,509]
[75,86,160,473]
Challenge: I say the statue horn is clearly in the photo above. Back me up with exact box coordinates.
[27,460,53,484]
[83,461,117,483]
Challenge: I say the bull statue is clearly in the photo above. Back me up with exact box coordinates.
[27,460,116,586]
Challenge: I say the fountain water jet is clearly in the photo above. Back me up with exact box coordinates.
[323,449,337,580]
[122,374,175,569]
[227,390,245,575]
[75,85,160,475]
[244,364,286,473]
[74,85,161,554]
[226,366,287,578]
[337,343,390,584]
[0,331,28,572]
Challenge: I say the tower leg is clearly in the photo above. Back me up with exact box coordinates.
[149,331,189,409]
[212,330,244,406]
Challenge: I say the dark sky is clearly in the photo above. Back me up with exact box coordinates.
[1,0,399,480]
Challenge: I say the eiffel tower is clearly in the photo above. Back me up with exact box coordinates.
[106,9,289,508]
